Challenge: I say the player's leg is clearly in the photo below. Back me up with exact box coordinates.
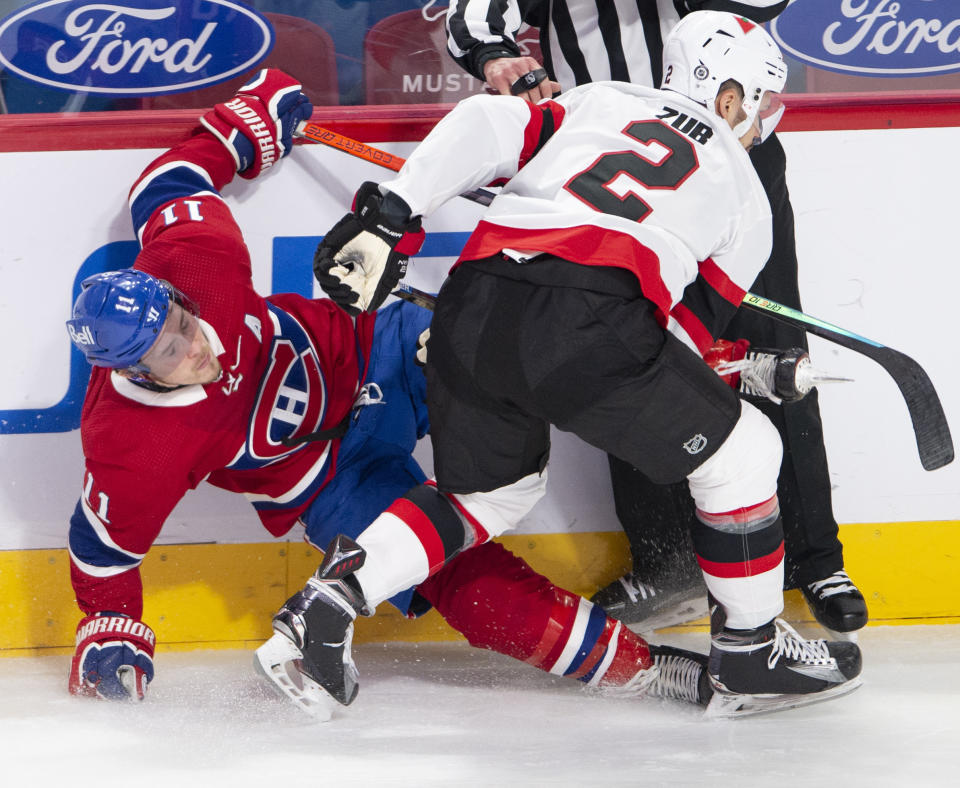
[591,459,707,632]
[416,541,711,704]
[524,292,862,717]
[683,400,861,717]
[256,301,439,716]
[256,286,552,716]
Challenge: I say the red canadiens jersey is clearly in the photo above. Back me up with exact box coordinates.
[382,83,772,353]
[69,134,371,617]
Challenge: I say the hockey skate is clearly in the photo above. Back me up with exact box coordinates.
[590,571,709,633]
[704,613,862,719]
[254,535,369,721]
[646,645,713,707]
[801,569,868,639]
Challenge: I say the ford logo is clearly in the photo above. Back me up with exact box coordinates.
[771,0,960,77]
[0,0,273,95]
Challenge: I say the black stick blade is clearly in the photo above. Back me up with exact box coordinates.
[741,294,954,471]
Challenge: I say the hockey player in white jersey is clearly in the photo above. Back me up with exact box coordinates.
[258,11,862,719]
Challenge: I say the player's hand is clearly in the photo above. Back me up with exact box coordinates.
[314,182,425,315]
[69,613,156,702]
[200,68,313,179]
[482,56,560,102]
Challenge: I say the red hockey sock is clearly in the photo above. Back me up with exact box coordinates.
[417,541,651,686]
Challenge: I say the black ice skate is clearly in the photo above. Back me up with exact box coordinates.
[646,645,713,707]
[254,535,369,720]
[802,569,868,637]
[705,613,862,719]
[590,571,709,633]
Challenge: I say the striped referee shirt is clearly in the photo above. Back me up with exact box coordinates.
[446,0,788,91]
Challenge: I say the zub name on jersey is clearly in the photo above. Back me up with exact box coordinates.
[657,106,714,145]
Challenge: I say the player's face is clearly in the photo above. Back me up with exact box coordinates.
[139,302,221,386]
[736,91,784,151]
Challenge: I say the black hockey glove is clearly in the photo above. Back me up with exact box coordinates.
[314,182,424,316]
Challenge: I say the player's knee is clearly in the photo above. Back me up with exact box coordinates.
[447,470,548,538]
[686,401,782,513]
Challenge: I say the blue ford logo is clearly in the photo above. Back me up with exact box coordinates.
[0,0,273,95]
[771,0,960,77]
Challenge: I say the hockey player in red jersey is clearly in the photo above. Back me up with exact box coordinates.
[66,68,709,712]
[262,12,863,719]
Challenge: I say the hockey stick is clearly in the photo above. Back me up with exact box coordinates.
[740,295,953,471]
[296,122,495,205]
[298,125,954,471]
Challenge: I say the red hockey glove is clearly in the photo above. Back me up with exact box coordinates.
[313,182,425,315]
[200,68,313,179]
[704,338,751,388]
[69,613,156,702]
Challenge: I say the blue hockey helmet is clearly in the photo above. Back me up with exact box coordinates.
[66,269,175,370]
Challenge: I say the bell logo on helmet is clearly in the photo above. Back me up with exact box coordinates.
[68,324,95,347]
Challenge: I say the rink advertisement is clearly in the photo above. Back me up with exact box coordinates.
[1,100,959,651]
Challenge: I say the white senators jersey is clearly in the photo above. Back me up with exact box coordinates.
[384,83,773,353]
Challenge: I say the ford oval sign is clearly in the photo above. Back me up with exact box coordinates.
[771,0,960,77]
[0,0,273,95]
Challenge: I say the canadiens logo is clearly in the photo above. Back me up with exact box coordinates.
[683,434,708,455]
[248,338,326,460]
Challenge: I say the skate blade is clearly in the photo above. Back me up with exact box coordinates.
[823,628,859,643]
[253,632,336,722]
[625,598,711,635]
[704,676,862,719]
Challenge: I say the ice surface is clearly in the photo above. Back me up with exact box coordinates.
[2,626,957,787]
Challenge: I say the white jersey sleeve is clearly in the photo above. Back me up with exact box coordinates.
[382,94,549,219]
[384,82,771,350]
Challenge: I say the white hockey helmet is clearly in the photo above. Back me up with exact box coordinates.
[661,11,788,139]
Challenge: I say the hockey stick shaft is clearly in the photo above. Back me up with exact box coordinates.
[302,126,954,471]
[296,122,495,205]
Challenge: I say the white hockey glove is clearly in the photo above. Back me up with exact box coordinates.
[200,68,313,179]
[68,613,156,701]
[313,182,425,315]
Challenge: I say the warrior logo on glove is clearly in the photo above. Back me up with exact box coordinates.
[313,182,425,315]
[200,69,313,180]
[69,613,156,702]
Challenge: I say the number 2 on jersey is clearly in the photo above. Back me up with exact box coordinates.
[564,120,698,222]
